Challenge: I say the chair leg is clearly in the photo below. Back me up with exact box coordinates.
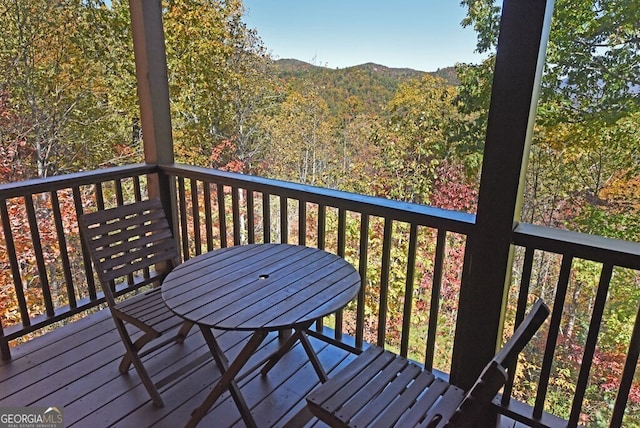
[128,346,165,407]
[112,319,164,407]
[119,332,155,373]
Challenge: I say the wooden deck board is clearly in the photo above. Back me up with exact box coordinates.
[0,308,352,427]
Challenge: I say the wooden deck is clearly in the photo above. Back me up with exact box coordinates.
[1,307,532,428]
[0,308,356,427]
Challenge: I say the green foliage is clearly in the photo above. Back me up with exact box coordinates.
[378,74,462,204]
[545,0,640,119]
[164,0,275,171]
[0,0,138,178]
[461,0,640,121]
[272,60,433,116]
[459,0,502,54]
[453,57,494,174]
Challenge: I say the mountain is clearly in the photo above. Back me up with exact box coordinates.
[271,59,458,115]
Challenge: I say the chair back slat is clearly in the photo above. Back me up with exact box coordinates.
[439,361,507,427]
[100,244,176,285]
[89,211,171,252]
[442,299,549,427]
[493,298,550,368]
[97,237,176,277]
[79,198,179,305]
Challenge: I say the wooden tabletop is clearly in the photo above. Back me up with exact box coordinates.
[162,243,361,331]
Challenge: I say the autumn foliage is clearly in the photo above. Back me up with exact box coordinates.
[1,0,640,425]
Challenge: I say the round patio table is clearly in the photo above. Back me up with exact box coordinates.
[162,243,361,428]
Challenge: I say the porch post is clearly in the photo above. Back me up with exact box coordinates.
[128,0,175,218]
[450,0,554,391]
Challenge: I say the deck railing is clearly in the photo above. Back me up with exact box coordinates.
[161,164,475,369]
[2,163,640,426]
[0,164,156,358]
[506,224,640,427]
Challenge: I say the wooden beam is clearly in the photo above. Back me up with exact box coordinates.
[129,0,174,166]
[129,0,177,230]
[450,0,554,391]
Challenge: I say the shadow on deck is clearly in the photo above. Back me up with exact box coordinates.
[0,308,357,427]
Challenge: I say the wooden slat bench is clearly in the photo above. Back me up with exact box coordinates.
[306,299,549,427]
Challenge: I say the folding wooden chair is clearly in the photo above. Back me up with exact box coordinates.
[79,198,194,407]
[306,299,549,427]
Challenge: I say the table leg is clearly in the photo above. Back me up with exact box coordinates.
[298,329,328,382]
[260,329,302,376]
[260,322,328,382]
[188,326,267,428]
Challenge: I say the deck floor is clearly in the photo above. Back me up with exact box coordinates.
[0,308,356,427]
[1,309,531,428]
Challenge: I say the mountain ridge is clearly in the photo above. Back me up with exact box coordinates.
[275,58,456,78]
[271,58,459,115]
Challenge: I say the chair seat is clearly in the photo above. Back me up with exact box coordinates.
[307,346,465,428]
[115,287,184,335]
[306,299,549,428]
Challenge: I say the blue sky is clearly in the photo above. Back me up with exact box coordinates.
[241,0,488,72]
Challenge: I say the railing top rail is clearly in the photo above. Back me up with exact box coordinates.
[514,222,640,270]
[161,163,476,235]
[0,164,158,200]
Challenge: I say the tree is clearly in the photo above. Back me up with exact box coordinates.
[379,74,461,204]
[543,0,640,121]
[454,57,495,174]
[460,0,640,230]
[0,89,32,183]
[262,85,335,186]
[338,112,386,195]
[164,0,275,172]
[0,0,137,178]
[461,0,640,121]
[523,113,640,228]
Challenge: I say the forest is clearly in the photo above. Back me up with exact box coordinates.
[0,0,639,425]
